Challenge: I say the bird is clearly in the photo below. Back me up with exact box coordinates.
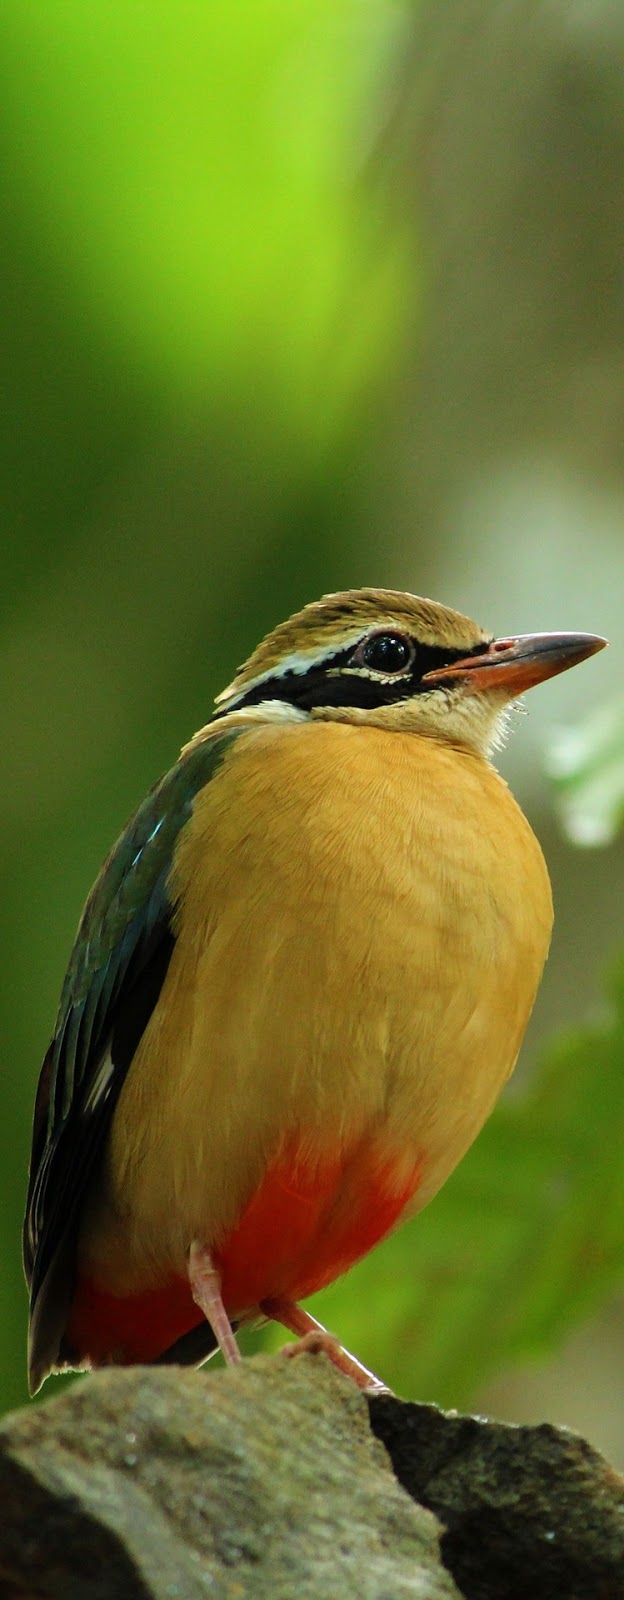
[23,588,606,1395]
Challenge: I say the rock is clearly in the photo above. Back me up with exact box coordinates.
[369,1395,624,1600]
[2,1354,623,1598]
[0,1355,458,1599]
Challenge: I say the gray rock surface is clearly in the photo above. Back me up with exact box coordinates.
[0,1355,458,1599]
[370,1395,624,1600]
[2,1352,623,1598]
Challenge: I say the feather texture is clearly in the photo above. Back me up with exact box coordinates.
[24,727,243,1391]
[70,718,552,1357]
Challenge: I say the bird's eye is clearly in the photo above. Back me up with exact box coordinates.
[354,631,415,675]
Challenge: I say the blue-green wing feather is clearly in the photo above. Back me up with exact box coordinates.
[24,725,242,1386]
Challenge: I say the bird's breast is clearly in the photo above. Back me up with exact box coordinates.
[83,717,552,1304]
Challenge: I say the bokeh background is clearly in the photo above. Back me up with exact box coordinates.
[2,2,624,1461]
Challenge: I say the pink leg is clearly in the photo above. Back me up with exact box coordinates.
[188,1241,241,1366]
[261,1297,391,1395]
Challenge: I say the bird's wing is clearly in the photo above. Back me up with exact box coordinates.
[24,723,243,1386]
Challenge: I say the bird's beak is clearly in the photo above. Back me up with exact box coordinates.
[421,631,608,696]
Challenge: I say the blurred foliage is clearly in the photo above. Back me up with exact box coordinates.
[548,698,624,848]
[0,0,410,476]
[1,1,623,1442]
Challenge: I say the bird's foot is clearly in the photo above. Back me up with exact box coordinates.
[188,1241,241,1365]
[282,1329,391,1395]
[261,1297,391,1395]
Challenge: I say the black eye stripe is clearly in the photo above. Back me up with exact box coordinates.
[217,633,490,717]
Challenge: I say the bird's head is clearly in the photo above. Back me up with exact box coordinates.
[214,588,606,756]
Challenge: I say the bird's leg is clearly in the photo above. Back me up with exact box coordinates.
[188,1241,241,1365]
[261,1297,390,1395]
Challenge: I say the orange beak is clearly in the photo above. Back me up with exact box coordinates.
[421,631,607,696]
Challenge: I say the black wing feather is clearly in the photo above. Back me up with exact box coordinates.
[24,726,242,1389]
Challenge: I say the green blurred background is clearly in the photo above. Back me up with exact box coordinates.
[3,2,624,1461]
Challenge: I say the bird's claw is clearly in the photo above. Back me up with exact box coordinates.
[281,1328,392,1396]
